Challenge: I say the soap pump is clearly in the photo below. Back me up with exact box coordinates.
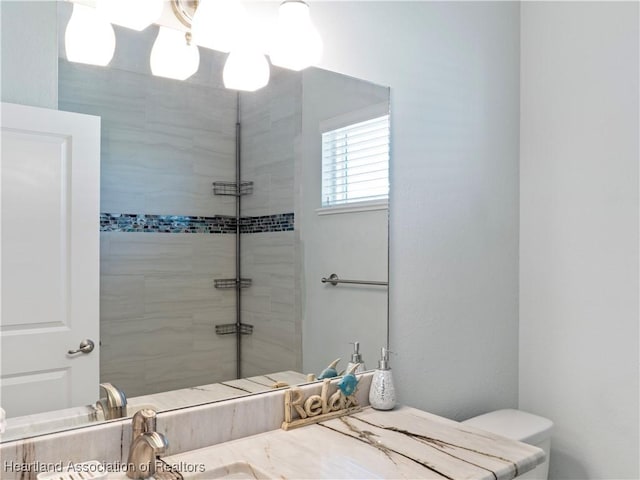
[369,347,396,410]
[346,341,366,374]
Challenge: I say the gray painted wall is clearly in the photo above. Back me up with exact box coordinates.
[520,3,639,479]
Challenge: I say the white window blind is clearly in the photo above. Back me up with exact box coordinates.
[321,114,390,208]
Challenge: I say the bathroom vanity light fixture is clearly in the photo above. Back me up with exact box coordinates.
[223,44,271,91]
[150,27,200,81]
[65,3,116,66]
[270,0,323,71]
[65,0,323,89]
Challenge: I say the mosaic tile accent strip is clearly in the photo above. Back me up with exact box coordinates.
[100,213,237,234]
[100,213,294,234]
[240,213,295,234]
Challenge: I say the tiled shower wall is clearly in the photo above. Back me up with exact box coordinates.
[239,69,303,376]
[57,3,302,396]
[59,57,239,396]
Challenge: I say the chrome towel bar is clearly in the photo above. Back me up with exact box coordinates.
[321,273,388,287]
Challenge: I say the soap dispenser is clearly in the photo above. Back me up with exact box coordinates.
[369,347,396,410]
[346,341,366,374]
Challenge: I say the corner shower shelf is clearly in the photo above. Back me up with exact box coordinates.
[213,181,254,197]
[214,278,252,289]
[215,323,254,336]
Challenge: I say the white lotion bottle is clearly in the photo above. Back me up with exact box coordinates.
[369,347,396,410]
[346,341,366,374]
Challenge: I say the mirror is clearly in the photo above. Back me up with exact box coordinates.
[0,2,389,443]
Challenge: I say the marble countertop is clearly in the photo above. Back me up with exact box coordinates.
[129,371,309,412]
[155,406,545,480]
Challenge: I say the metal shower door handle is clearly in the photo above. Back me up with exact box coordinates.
[68,339,95,355]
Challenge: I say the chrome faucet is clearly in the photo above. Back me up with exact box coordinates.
[96,382,127,420]
[126,408,169,479]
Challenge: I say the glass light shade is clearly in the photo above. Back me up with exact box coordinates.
[270,0,322,71]
[65,4,116,66]
[96,0,164,31]
[150,27,200,81]
[223,47,270,91]
[191,0,248,53]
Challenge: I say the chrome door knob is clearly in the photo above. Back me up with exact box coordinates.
[68,339,95,355]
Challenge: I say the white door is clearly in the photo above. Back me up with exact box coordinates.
[0,102,100,418]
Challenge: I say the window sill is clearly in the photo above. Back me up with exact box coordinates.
[316,200,389,216]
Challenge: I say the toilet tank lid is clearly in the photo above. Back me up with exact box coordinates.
[462,409,554,446]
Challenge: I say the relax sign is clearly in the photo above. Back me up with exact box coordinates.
[281,378,361,430]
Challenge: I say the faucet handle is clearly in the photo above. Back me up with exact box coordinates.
[145,431,169,454]
[99,382,127,407]
[132,408,157,440]
[96,383,127,420]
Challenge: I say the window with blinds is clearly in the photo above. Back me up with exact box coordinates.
[321,114,390,208]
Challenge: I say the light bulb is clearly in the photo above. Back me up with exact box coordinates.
[223,46,270,91]
[191,0,248,53]
[270,0,322,71]
[150,27,200,81]
[65,3,116,66]
[96,0,164,31]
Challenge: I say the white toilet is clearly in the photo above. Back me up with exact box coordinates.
[462,409,553,479]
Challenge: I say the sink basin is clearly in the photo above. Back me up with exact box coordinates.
[183,462,271,480]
